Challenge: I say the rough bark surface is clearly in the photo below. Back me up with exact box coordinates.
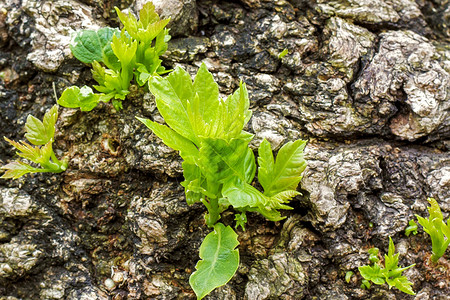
[0,0,449,299]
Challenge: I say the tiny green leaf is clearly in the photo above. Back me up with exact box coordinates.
[389,276,416,295]
[57,86,101,112]
[278,48,288,59]
[415,197,450,263]
[1,161,42,179]
[358,264,384,285]
[361,279,371,289]
[189,223,239,300]
[24,105,58,146]
[235,212,247,231]
[42,105,58,140]
[405,219,418,237]
[345,271,354,283]
[2,106,67,179]
[368,247,380,263]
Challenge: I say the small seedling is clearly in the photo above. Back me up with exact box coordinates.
[358,237,416,295]
[345,271,354,283]
[405,219,418,237]
[415,198,450,263]
[278,48,288,59]
[1,105,67,179]
[138,64,307,299]
[58,2,170,111]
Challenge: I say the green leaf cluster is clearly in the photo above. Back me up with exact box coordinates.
[58,2,170,111]
[358,237,416,295]
[415,198,450,263]
[1,105,68,179]
[138,63,307,299]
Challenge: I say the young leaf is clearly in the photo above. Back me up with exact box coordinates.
[192,64,220,130]
[111,33,137,88]
[24,106,59,145]
[405,219,418,236]
[70,28,120,70]
[139,2,160,27]
[258,139,307,197]
[368,247,380,263]
[42,105,58,140]
[234,212,247,231]
[154,28,171,56]
[1,161,42,179]
[389,276,416,295]
[189,223,239,300]
[222,179,268,208]
[416,198,450,263]
[149,74,198,144]
[4,138,41,162]
[136,117,198,163]
[278,48,289,59]
[180,162,210,205]
[345,271,354,283]
[57,86,101,112]
[359,237,415,295]
[384,237,399,271]
[115,7,139,39]
[137,18,170,45]
[221,82,251,140]
[358,264,385,285]
[2,105,67,179]
[199,138,249,183]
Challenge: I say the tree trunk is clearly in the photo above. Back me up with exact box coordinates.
[0,0,449,299]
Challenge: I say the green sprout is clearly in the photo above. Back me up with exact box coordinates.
[58,2,170,111]
[358,237,416,295]
[345,271,354,283]
[1,105,67,179]
[405,219,418,237]
[278,48,288,59]
[415,198,450,263]
[138,64,307,299]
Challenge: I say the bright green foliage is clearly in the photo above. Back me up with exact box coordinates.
[57,86,101,112]
[1,105,68,179]
[70,27,120,69]
[189,223,239,299]
[358,237,416,295]
[405,219,418,237]
[415,198,450,263]
[138,63,307,299]
[278,48,288,59]
[59,2,170,111]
